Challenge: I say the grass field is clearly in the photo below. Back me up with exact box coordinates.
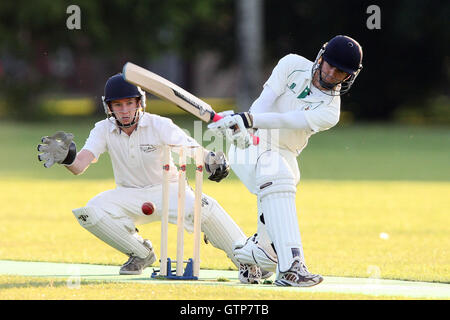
[0,116,449,300]
[1,275,420,300]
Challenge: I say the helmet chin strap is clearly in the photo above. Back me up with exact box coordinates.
[111,108,142,129]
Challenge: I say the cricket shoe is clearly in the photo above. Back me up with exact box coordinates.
[119,240,157,275]
[275,257,323,287]
[261,269,274,280]
[238,263,263,284]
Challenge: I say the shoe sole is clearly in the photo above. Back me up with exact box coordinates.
[119,252,157,275]
[119,270,143,275]
[275,276,324,287]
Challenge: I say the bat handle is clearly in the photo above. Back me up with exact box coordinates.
[212,113,260,145]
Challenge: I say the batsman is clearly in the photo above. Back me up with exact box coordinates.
[209,35,363,287]
[37,74,265,281]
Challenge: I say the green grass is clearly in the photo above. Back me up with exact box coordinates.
[1,117,449,181]
[0,275,413,300]
[0,117,449,299]
[300,123,450,181]
[1,179,448,283]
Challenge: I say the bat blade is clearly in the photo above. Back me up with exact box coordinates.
[122,62,215,123]
[122,62,259,145]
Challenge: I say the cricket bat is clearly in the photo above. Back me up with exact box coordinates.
[122,62,259,145]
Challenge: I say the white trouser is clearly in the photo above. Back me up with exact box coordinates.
[86,183,197,230]
[229,144,306,273]
[73,183,246,267]
[229,144,300,194]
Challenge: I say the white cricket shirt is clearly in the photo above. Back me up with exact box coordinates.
[82,112,200,188]
[251,54,341,155]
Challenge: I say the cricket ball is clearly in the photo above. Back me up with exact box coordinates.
[141,202,155,215]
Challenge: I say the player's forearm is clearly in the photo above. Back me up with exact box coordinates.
[65,158,86,175]
[65,149,96,175]
[252,110,311,130]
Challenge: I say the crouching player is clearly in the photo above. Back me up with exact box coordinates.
[37,73,267,282]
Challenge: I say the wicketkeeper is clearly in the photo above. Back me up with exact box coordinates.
[209,35,363,287]
[37,74,268,282]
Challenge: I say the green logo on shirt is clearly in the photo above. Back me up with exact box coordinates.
[289,83,296,90]
[297,87,311,99]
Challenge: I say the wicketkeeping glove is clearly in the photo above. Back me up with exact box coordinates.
[37,131,77,168]
[204,150,230,182]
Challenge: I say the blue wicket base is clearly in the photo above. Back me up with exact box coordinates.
[151,258,198,280]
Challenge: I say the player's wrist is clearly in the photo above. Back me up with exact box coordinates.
[61,142,77,166]
[236,112,253,128]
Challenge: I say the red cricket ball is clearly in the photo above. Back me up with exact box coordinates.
[141,202,155,215]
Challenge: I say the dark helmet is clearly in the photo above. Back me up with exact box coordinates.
[101,73,146,127]
[312,35,363,95]
[323,35,363,74]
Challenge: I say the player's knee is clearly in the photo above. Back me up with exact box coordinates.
[183,194,215,229]
[256,152,297,199]
[256,174,296,199]
[72,206,104,228]
[199,194,217,222]
[72,206,147,258]
[73,206,134,231]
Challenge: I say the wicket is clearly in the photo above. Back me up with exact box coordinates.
[152,144,203,280]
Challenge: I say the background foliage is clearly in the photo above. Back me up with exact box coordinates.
[0,0,448,122]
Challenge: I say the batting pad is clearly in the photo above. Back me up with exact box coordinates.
[256,193,278,265]
[233,197,279,272]
[200,194,247,268]
[72,206,150,259]
[259,192,305,273]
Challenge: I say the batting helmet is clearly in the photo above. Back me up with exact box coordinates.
[102,73,146,127]
[312,35,363,95]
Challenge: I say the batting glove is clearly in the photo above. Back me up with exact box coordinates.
[208,112,254,149]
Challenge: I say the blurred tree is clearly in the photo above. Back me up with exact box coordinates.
[0,0,448,121]
[236,0,264,112]
[264,0,450,121]
[0,0,233,120]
